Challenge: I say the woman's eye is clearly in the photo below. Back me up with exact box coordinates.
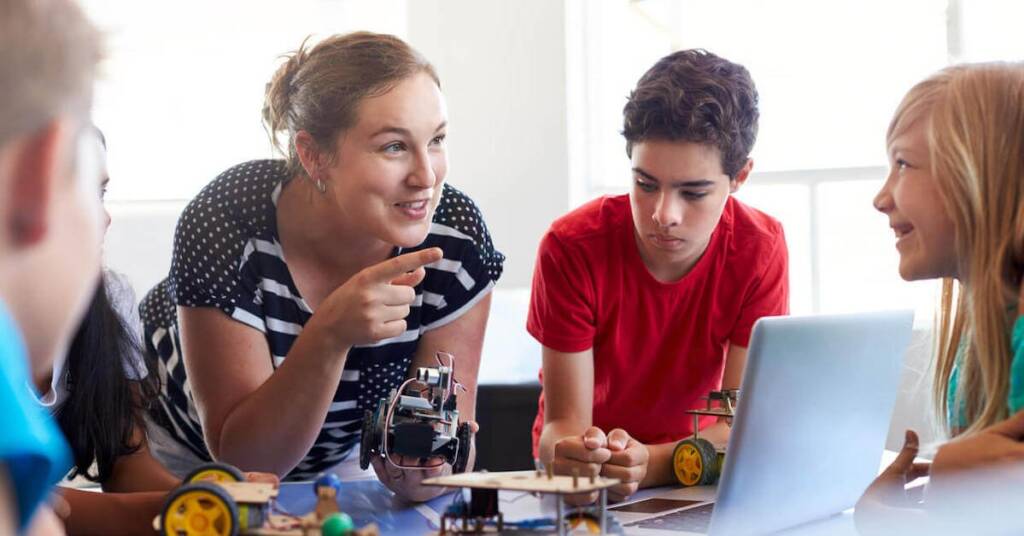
[384,142,406,153]
[430,134,447,146]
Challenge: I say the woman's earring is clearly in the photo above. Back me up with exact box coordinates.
[315,177,327,193]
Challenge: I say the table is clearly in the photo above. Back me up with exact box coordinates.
[276,480,446,534]
[274,479,856,535]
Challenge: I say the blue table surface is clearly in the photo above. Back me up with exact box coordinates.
[276,480,447,534]
[274,480,853,535]
[274,480,627,534]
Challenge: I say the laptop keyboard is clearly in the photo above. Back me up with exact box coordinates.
[626,502,715,533]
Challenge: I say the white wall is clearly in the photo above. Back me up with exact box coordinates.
[100,1,942,440]
[102,0,571,385]
[405,0,571,289]
[104,200,184,296]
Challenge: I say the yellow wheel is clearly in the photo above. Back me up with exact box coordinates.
[672,438,719,487]
[185,462,245,484]
[161,482,239,536]
[673,440,703,486]
[567,512,602,533]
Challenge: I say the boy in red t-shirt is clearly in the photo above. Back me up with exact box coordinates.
[528,49,789,502]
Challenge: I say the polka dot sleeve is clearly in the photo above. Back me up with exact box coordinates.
[417,184,505,331]
[167,160,282,316]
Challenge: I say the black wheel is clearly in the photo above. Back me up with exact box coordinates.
[452,422,473,473]
[161,482,239,536]
[184,462,245,484]
[359,409,375,470]
[694,438,720,485]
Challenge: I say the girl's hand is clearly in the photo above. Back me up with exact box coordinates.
[313,248,443,350]
[854,430,930,534]
[858,430,930,507]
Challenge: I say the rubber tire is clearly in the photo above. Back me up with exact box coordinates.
[161,481,239,536]
[693,438,721,485]
[359,409,376,470]
[452,422,473,473]
[184,462,245,484]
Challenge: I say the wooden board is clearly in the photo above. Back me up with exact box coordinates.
[687,408,734,418]
[423,470,619,494]
[247,517,380,536]
[245,514,314,535]
[217,482,279,503]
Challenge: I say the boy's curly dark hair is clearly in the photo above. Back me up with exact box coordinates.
[622,49,759,179]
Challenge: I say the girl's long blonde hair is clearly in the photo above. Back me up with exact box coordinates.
[888,63,1024,435]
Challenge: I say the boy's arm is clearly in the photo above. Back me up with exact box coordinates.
[639,343,748,488]
[538,345,598,468]
[699,343,748,444]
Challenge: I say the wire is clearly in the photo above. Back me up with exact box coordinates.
[381,352,467,471]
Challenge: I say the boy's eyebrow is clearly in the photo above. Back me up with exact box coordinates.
[632,167,715,188]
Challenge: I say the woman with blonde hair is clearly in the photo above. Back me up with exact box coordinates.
[858,62,1024,532]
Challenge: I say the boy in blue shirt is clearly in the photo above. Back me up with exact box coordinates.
[0,307,71,533]
[0,0,104,532]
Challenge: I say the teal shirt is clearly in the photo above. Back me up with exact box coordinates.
[947,315,1024,428]
[0,301,71,532]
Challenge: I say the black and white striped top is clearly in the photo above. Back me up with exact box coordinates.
[140,160,504,480]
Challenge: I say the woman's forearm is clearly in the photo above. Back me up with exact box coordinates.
[213,322,350,476]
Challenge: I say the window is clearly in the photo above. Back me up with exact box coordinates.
[570,0,1022,323]
[84,0,406,202]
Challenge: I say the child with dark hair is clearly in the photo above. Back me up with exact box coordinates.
[57,274,156,485]
[531,49,789,502]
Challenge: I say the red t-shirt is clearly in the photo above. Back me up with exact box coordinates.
[528,195,788,456]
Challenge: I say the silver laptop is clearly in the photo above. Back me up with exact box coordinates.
[615,311,914,535]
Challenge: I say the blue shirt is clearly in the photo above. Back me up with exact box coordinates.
[0,301,71,531]
[947,315,1024,429]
